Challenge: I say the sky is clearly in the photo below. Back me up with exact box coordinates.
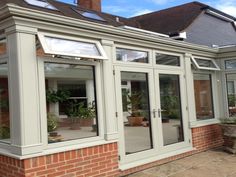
[58,0,236,18]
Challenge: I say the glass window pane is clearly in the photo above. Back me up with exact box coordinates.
[0,39,7,56]
[156,53,180,66]
[73,8,106,21]
[159,74,184,146]
[193,74,214,120]
[116,48,148,63]
[121,72,152,154]
[0,63,10,142]
[195,58,217,68]
[44,36,101,57]
[226,74,236,117]
[24,0,57,10]
[45,63,98,143]
[225,60,236,69]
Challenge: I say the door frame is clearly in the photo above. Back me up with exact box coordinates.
[154,69,191,154]
[114,65,192,165]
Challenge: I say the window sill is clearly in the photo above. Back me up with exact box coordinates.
[190,119,220,128]
[0,139,118,160]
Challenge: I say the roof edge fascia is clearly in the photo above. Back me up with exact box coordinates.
[4,3,218,53]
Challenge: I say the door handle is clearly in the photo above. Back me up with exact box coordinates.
[158,108,161,118]
[153,109,157,118]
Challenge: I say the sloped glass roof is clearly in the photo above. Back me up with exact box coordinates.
[24,0,58,10]
[72,8,106,21]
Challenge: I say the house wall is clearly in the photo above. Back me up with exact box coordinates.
[185,13,236,47]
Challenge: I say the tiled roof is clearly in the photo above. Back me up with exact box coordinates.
[0,0,140,28]
[131,1,236,35]
[1,0,235,36]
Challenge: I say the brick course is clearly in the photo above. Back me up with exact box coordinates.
[0,143,119,177]
[192,124,223,151]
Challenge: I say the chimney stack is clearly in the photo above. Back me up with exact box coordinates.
[78,0,102,12]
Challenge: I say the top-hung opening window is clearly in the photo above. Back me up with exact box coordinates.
[191,57,220,71]
[37,33,107,60]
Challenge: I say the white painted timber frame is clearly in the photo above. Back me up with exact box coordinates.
[37,57,106,150]
[189,69,221,127]
[191,56,220,71]
[113,47,191,167]
[220,58,236,117]
[38,32,108,60]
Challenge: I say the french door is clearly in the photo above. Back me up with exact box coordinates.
[115,66,190,165]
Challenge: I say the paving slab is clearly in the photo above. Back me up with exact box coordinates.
[127,149,236,177]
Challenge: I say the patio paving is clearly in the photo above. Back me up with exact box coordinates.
[127,149,236,177]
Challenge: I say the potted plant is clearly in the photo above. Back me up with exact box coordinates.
[65,101,95,130]
[220,117,236,154]
[125,91,145,126]
[47,113,58,136]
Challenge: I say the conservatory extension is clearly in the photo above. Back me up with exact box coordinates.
[0,2,236,177]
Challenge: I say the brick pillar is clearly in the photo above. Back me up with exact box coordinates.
[192,124,223,151]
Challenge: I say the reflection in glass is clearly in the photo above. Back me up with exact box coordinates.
[0,39,7,56]
[0,64,10,142]
[156,53,180,66]
[159,74,184,146]
[226,74,236,117]
[73,8,106,21]
[45,63,98,143]
[44,36,101,56]
[116,48,148,63]
[225,60,236,70]
[24,0,57,10]
[121,72,152,154]
[193,74,214,120]
[195,58,217,68]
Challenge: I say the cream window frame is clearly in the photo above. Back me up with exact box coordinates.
[38,33,108,60]
[37,57,105,150]
[114,44,152,66]
[190,70,220,127]
[191,56,220,71]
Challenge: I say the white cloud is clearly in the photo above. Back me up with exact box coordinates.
[148,0,169,5]
[216,5,236,17]
[214,0,236,17]
[131,9,153,17]
[103,5,128,13]
[103,5,153,17]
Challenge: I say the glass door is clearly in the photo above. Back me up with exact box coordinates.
[155,70,189,152]
[115,66,157,164]
[115,67,190,165]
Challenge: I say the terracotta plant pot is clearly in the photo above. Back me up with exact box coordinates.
[127,116,144,126]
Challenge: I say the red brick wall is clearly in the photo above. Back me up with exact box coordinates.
[0,124,224,177]
[192,124,223,151]
[0,143,119,177]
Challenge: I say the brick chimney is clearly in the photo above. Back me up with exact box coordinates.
[78,0,102,12]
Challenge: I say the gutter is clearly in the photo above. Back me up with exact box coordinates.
[119,26,169,38]
[206,9,235,22]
